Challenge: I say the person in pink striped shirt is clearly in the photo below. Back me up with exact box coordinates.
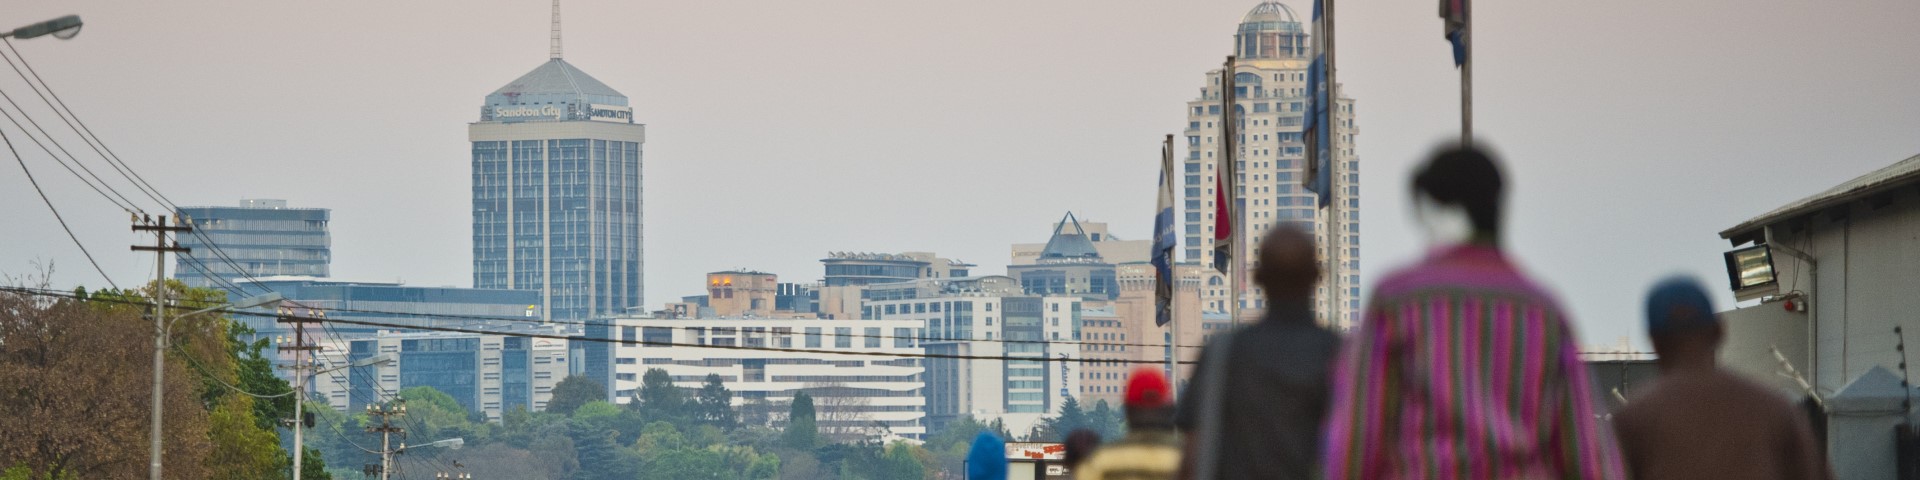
[1321,145,1626,480]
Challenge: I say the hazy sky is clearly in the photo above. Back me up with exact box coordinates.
[4,0,1917,346]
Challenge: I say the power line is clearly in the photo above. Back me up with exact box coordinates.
[6,287,1198,365]
[0,86,141,213]
[1,39,174,208]
[0,123,117,289]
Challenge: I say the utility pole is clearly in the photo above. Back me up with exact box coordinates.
[278,305,323,480]
[366,400,407,480]
[133,215,190,480]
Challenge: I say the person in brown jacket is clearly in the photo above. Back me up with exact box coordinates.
[1612,276,1832,480]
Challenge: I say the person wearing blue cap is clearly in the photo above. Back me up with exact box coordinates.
[966,431,1009,480]
[1611,276,1832,480]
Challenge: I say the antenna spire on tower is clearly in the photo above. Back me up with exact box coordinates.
[550,0,563,60]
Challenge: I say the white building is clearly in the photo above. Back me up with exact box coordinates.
[307,330,569,421]
[607,316,929,441]
[1183,2,1361,329]
[864,276,1083,436]
[1716,152,1920,480]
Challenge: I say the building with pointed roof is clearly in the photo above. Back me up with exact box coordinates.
[1009,212,1120,300]
[470,4,646,399]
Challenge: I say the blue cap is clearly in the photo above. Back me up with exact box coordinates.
[1645,275,1718,335]
[966,432,1008,480]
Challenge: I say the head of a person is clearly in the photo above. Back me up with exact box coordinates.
[1063,429,1101,468]
[966,431,1009,480]
[1410,144,1506,246]
[1644,275,1722,369]
[1123,366,1175,430]
[1254,225,1320,306]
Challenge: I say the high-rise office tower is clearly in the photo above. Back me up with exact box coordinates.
[175,199,331,290]
[470,32,645,323]
[1182,2,1361,329]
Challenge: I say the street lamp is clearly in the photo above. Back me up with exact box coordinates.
[3,15,82,40]
[150,292,283,480]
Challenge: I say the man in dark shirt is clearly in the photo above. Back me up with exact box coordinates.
[1175,225,1341,480]
[1612,276,1831,480]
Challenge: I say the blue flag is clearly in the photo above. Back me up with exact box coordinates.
[1302,0,1333,208]
[1153,139,1176,327]
[1442,0,1467,66]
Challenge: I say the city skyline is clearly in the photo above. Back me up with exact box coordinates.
[2,0,1917,348]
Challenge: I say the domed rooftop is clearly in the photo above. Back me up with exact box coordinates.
[1235,1,1309,61]
[1241,2,1300,26]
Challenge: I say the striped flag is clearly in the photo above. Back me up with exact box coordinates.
[1211,58,1236,275]
[1302,0,1333,208]
[1152,137,1176,327]
[1441,0,1468,66]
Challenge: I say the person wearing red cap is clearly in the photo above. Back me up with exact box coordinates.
[1072,367,1181,480]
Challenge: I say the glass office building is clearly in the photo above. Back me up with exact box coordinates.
[174,199,330,290]
[319,331,569,420]
[233,278,541,337]
[472,51,645,400]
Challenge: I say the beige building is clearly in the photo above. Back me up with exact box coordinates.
[1183,2,1361,330]
[1078,262,1209,405]
[707,270,777,317]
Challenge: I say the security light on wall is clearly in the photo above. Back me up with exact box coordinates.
[1724,244,1779,302]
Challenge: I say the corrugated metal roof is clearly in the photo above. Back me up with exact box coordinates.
[1719,152,1920,243]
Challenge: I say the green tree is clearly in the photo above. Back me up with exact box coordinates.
[636,368,692,424]
[640,448,730,480]
[1087,399,1126,441]
[695,374,739,430]
[547,376,606,416]
[881,442,926,480]
[572,400,622,423]
[1031,396,1090,441]
[568,420,640,480]
[779,393,818,450]
[397,386,484,443]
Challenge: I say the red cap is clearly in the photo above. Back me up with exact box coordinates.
[1124,367,1172,408]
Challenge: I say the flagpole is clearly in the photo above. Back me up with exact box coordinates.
[1326,0,1341,328]
[1163,134,1179,393]
[1460,0,1472,144]
[1224,55,1243,328]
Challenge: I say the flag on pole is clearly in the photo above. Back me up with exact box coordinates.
[1211,57,1237,275]
[1441,0,1468,66]
[1302,0,1333,209]
[1152,136,1176,327]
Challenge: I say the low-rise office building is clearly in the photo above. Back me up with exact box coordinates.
[606,315,928,442]
[866,277,1082,436]
[309,329,570,421]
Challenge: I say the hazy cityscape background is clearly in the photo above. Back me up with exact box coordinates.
[4,0,1917,348]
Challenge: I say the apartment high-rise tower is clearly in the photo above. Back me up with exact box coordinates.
[1182,2,1361,328]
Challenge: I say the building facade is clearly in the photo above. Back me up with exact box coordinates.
[1010,217,1151,266]
[309,330,569,421]
[470,53,646,323]
[233,277,541,337]
[606,316,929,441]
[1078,262,1207,405]
[1008,212,1119,301]
[1182,2,1361,329]
[865,278,1082,436]
[816,252,973,319]
[174,199,330,290]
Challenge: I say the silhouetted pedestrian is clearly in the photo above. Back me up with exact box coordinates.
[1612,276,1831,480]
[1177,225,1340,480]
[1321,145,1626,479]
[1077,367,1180,480]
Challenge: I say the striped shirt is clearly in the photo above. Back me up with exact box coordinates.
[1322,244,1625,480]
